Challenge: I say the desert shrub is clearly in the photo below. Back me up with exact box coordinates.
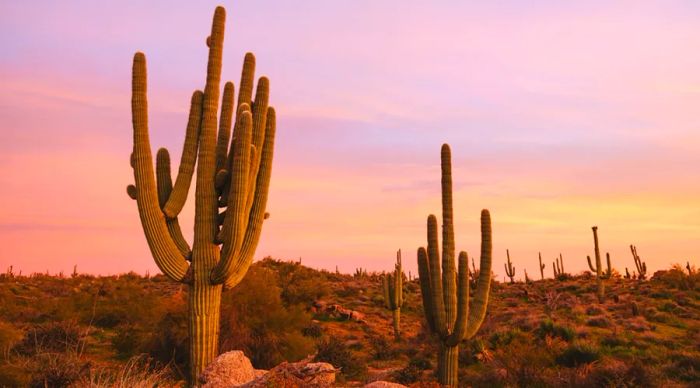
[489,328,524,349]
[493,335,555,387]
[586,316,612,328]
[665,352,700,382]
[29,352,89,388]
[578,359,659,387]
[368,335,400,360]
[17,320,82,355]
[301,323,323,338]
[393,364,421,385]
[78,355,173,387]
[0,320,23,358]
[556,342,600,367]
[535,319,575,342]
[143,294,189,379]
[220,266,315,369]
[314,337,367,380]
[111,325,149,359]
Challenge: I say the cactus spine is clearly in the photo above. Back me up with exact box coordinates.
[127,7,276,382]
[587,226,611,302]
[416,144,492,387]
[538,252,545,280]
[382,250,404,339]
[630,245,647,280]
[505,249,515,283]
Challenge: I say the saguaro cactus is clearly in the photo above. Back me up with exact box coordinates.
[127,7,276,381]
[416,144,492,387]
[382,250,404,340]
[505,249,515,284]
[538,252,545,280]
[630,245,647,280]
[553,253,565,279]
[587,226,611,303]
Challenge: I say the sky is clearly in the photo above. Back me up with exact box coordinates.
[1,1,699,280]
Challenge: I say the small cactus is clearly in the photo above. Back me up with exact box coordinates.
[71,265,78,278]
[538,252,545,280]
[630,245,647,280]
[587,226,612,303]
[686,261,693,276]
[524,269,531,284]
[416,144,492,387]
[505,249,516,284]
[382,250,404,340]
[624,267,631,279]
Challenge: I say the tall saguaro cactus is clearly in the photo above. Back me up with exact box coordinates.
[382,250,404,340]
[417,144,492,387]
[505,249,515,283]
[587,226,611,303]
[553,253,565,279]
[127,7,276,382]
[630,245,647,280]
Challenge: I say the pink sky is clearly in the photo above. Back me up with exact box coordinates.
[1,1,699,280]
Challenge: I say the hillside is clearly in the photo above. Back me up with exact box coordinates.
[0,259,698,387]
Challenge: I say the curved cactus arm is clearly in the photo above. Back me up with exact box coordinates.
[465,209,492,339]
[427,214,447,337]
[155,149,192,257]
[417,247,436,332]
[217,107,276,288]
[587,255,596,272]
[211,110,252,282]
[130,53,189,281]
[445,251,469,346]
[161,90,203,219]
[215,81,235,173]
[236,53,256,110]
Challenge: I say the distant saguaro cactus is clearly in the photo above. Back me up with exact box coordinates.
[127,7,276,381]
[417,144,492,387]
[505,249,515,284]
[630,245,647,280]
[538,252,545,280]
[382,250,404,340]
[587,226,612,303]
[553,254,565,279]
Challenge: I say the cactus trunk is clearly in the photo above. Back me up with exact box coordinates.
[392,308,401,339]
[188,281,222,380]
[438,344,459,387]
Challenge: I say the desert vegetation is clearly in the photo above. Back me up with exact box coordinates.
[1,259,699,386]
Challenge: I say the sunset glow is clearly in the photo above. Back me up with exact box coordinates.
[1,1,699,279]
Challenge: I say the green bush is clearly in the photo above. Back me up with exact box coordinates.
[556,343,600,367]
[220,266,315,369]
[314,337,367,380]
[536,319,575,342]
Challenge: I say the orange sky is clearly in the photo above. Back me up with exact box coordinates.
[1,1,699,279]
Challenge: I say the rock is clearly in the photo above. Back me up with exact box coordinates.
[363,382,408,388]
[200,351,258,387]
[242,358,336,388]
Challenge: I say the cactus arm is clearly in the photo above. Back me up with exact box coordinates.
[445,251,469,346]
[382,275,391,309]
[245,78,270,214]
[219,107,276,288]
[161,91,203,219]
[417,247,437,332]
[465,209,492,339]
[587,255,596,272]
[396,249,403,307]
[236,53,256,109]
[211,110,253,282]
[603,252,612,279]
[215,82,235,173]
[427,214,447,337]
[155,149,192,257]
[130,52,189,281]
